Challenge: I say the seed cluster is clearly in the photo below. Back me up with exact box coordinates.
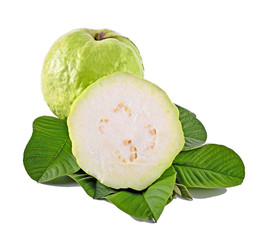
[115,149,126,163]
[122,139,138,162]
[114,103,132,117]
[123,139,132,145]
[98,102,158,164]
[98,118,109,133]
[145,124,157,150]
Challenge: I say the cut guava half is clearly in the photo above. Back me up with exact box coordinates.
[67,72,184,190]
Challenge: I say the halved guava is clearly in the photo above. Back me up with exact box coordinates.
[67,72,184,190]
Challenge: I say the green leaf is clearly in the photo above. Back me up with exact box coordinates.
[106,191,154,220]
[68,170,96,198]
[69,170,118,199]
[94,181,118,199]
[173,144,245,188]
[106,167,177,222]
[167,192,176,205]
[69,167,176,221]
[174,183,193,200]
[176,104,207,151]
[23,116,80,182]
[143,166,177,221]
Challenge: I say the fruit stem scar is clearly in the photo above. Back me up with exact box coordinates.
[94,32,105,40]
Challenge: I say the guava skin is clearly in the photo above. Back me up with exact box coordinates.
[41,28,144,119]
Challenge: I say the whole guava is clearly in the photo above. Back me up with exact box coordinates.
[41,28,144,119]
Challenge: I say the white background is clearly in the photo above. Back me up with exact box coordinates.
[1,0,267,239]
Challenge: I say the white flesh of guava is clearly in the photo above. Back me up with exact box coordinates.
[67,72,184,190]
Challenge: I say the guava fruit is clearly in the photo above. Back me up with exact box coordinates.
[67,72,185,191]
[41,28,144,120]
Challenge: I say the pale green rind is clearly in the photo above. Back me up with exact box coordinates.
[67,72,184,191]
[23,116,80,182]
[84,28,144,73]
[41,28,144,119]
[173,144,245,188]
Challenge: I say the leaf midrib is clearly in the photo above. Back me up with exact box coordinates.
[38,137,69,182]
[185,136,206,141]
[173,163,243,180]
